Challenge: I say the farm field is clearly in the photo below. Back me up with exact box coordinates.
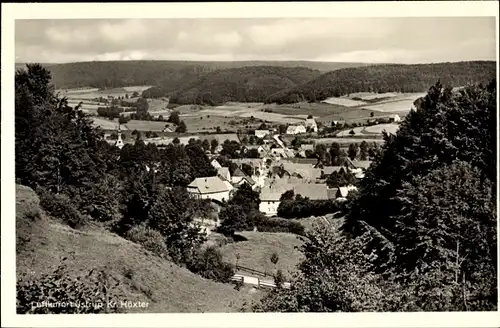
[321,97,367,107]
[220,231,304,278]
[56,85,153,101]
[124,120,168,132]
[360,93,426,112]
[336,123,400,137]
[181,115,262,133]
[312,137,385,145]
[92,117,125,130]
[349,92,399,100]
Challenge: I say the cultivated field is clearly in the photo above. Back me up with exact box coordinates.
[360,93,426,113]
[336,123,400,137]
[312,137,386,145]
[321,97,367,107]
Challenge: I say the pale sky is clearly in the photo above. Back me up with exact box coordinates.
[15,17,497,64]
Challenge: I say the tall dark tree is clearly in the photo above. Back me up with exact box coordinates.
[329,142,341,165]
[348,143,359,160]
[168,111,181,125]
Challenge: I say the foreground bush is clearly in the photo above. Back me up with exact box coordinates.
[186,247,235,283]
[125,224,169,259]
[38,190,87,229]
[17,258,122,314]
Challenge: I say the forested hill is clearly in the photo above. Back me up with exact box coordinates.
[16,60,370,90]
[265,61,497,104]
[168,66,321,106]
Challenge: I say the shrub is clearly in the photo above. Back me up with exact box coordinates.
[38,191,87,229]
[17,258,122,314]
[277,197,340,219]
[186,246,235,283]
[253,217,305,235]
[125,224,169,259]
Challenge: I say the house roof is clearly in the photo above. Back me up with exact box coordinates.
[259,188,283,201]
[293,183,329,200]
[231,158,263,167]
[351,160,372,170]
[300,144,314,151]
[187,176,230,194]
[222,180,234,191]
[265,183,329,201]
[281,163,322,181]
[281,158,318,165]
[217,167,230,179]
[232,167,247,177]
[235,175,256,186]
[321,166,345,175]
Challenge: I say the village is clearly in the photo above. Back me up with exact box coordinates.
[108,114,375,235]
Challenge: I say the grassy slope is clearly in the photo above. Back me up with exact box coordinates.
[220,232,304,279]
[16,185,260,313]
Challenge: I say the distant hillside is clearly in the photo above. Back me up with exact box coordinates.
[265,61,497,104]
[14,60,371,91]
[168,66,321,106]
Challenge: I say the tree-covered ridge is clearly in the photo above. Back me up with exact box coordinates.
[28,60,368,90]
[167,66,321,105]
[266,61,496,104]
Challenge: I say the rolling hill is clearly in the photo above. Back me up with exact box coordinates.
[168,66,322,106]
[14,60,372,91]
[265,61,497,104]
[16,185,259,313]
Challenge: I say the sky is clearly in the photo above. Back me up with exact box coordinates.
[15,17,497,64]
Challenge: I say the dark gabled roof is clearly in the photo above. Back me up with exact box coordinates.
[232,167,247,177]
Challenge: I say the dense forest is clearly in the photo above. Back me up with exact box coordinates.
[19,60,369,90]
[168,66,321,106]
[265,61,496,103]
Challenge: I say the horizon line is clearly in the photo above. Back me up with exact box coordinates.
[14,58,497,65]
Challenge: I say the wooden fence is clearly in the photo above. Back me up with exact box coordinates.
[231,274,291,290]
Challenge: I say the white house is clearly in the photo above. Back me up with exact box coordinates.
[259,189,282,216]
[187,176,231,203]
[304,118,318,132]
[286,125,307,135]
[255,130,270,139]
[211,159,222,170]
[390,114,401,123]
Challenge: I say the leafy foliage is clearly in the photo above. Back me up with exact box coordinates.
[186,247,235,283]
[278,194,340,219]
[38,189,88,229]
[17,258,122,314]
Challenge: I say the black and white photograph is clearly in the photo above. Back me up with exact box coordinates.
[1,1,499,327]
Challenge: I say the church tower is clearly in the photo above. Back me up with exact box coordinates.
[115,123,124,149]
